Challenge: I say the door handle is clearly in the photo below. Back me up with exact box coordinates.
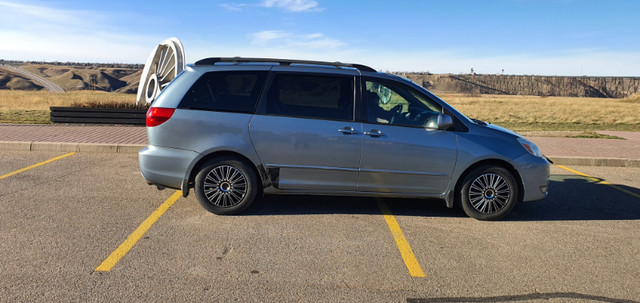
[364,129,385,137]
[338,126,359,135]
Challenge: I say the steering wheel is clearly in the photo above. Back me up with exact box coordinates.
[413,111,429,125]
[389,104,403,124]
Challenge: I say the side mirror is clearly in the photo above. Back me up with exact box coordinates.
[437,114,453,130]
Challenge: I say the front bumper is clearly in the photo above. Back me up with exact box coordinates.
[511,153,550,202]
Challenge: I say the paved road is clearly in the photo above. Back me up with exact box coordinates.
[0,65,65,92]
[1,151,639,302]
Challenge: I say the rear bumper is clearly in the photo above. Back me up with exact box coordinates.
[511,153,550,202]
[139,145,199,190]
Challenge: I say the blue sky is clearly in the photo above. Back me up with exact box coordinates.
[1,0,639,76]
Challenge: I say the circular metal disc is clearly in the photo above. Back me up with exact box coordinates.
[136,37,185,105]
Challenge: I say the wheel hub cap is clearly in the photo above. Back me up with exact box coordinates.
[219,182,231,192]
[468,173,511,214]
[484,189,495,200]
[203,165,247,208]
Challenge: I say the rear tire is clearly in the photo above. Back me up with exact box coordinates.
[194,157,258,215]
[459,165,519,221]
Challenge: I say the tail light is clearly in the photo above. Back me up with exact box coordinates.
[146,107,175,127]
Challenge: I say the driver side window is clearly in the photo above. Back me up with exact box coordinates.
[364,79,442,127]
[365,81,409,124]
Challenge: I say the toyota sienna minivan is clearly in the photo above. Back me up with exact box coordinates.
[139,57,549,220]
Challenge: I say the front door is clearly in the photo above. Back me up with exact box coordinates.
[358,78,457,194]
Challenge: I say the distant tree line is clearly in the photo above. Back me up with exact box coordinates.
[0,59,143,69]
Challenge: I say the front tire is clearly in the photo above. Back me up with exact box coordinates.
[194,157,259,215]
[459,165,519,220]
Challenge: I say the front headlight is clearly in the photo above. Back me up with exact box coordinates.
[517,137,543,157]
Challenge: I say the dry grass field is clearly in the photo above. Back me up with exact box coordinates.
[0,90,638,131]
[0,90,136,124]
[0,90,136,110]
[440,93,640,131]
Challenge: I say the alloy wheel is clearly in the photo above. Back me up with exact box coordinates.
[468,173,511,213]
[203,165,247,207]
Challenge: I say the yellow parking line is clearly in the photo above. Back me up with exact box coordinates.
[95,191,182,272]
[0,152,76,180]
[557,165,640,199]
[377,200,426,277]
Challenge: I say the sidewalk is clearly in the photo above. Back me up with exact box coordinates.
[0,124,147,154]
[527,131,640,167]
[0,124,638,167]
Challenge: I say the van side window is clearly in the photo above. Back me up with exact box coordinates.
[179,71,267,113]
[364,78,442,128]
[265,73,354,121]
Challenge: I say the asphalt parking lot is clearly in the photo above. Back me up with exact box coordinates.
[1,151,639,302]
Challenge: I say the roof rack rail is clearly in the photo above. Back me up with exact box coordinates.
[194,57,377,73]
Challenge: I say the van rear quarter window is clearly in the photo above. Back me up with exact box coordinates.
[178,71,267,113]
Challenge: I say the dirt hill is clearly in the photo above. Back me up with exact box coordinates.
[17,64,141,93]
[402,73,640,98]
[0,67,44,90]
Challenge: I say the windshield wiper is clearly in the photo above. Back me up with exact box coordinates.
[471,118,487,126]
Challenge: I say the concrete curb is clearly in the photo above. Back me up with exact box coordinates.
[0,141,145,154]
[548,156,640,168]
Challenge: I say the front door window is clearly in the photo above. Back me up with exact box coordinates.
[365,80,442,128]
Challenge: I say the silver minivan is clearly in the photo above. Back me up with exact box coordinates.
[139,57,549,220]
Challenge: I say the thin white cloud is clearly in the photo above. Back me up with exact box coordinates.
[0,1,160,63]
[262,0,320,12]
[251,30,344,50]
[0,0,107,37]
[184,30,350,64]
[0,1,86,26]
[251,30,292,44]
[220,2,248,11]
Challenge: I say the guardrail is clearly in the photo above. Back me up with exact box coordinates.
[50,107,147,125]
